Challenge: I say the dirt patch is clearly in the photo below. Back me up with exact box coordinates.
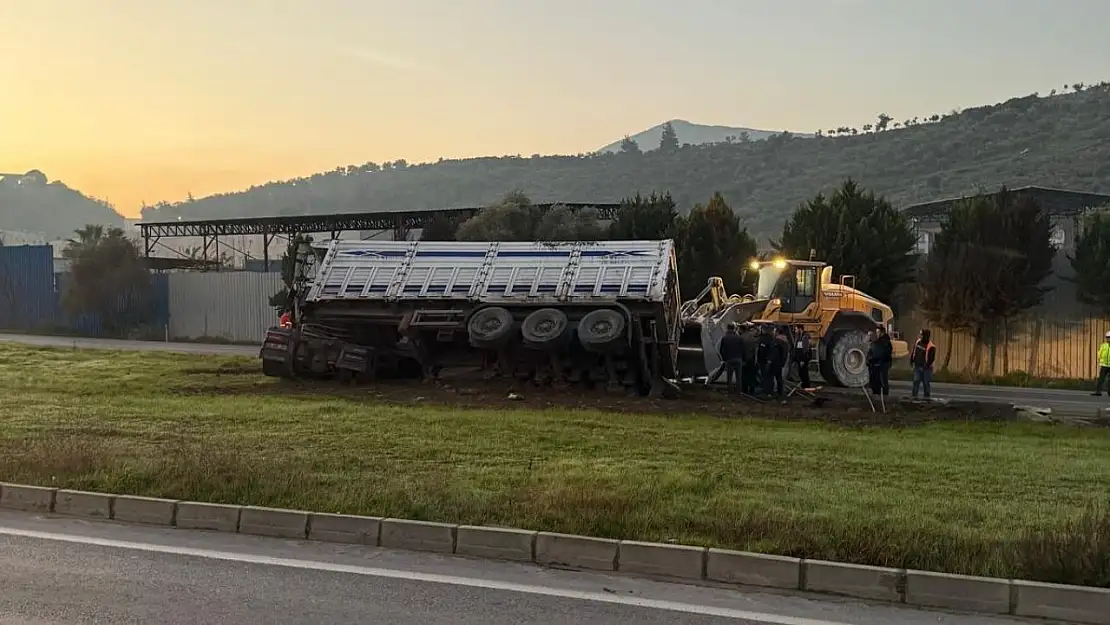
[180,363,261,376]
[169,367,1014,427]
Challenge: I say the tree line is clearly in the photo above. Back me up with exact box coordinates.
[420,181,1110,375]
[30,180,1110,369]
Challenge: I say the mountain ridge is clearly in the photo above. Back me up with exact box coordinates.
[595,119,812,153]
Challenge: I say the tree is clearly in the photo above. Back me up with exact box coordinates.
[456,191,542,241]
[674,192,757,299]
[658,122,680,153]
[61,225,152,335]
[1067,208,1110,315]
[533,204,605,241]
[608,192,679,240]
[918,189,1055,373]
[618,136,642,155]
[774,179,917,305]
[269,234,313,312]
[420,213,461,241]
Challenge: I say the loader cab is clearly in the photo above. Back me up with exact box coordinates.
[750,259,824,315]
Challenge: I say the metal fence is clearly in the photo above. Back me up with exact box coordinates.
[167,271,284,343]
[901,312,1110,380]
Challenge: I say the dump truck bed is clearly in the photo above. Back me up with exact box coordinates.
[304,240,676,305]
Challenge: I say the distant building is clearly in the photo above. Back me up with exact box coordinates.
[903,186,1110,255]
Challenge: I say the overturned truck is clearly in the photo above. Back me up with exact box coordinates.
[260,239,906,394]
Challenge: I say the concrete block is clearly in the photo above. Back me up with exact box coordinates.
[1013,580,1110,624]
[706,549,802,590]
[54,489,113,519]
[618,541,706,580]
[905,570,1011,614]
[175,501,241,532]
[112,495,178,525]
[239,506,309,539]
[0,483,56,513]
[380,519,457,554]
[535,532,618,571]
[308,513,382,545]
[456,526,536,562]
[804,560,904,603]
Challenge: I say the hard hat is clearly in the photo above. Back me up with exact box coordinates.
[1105,331,1110,338]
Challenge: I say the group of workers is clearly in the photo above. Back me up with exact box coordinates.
[710,322,813,398]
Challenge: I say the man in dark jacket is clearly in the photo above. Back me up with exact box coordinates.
[761,326,789,397]
[792,324,813,388]
[867,327,893,396]
[740,323,759,395]
[716,323,746,392]
[910,328,937,399]
[756,324,774,395]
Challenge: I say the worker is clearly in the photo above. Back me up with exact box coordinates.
[740,322,759,395]
[1094,331,1110,397]
[712,323,746,392]
[767,326,789,397]
[763,328,790,395]
[910,328,937,399]
[792,324,813,389]
[867,326,893,396]
[756,324,775,396]
[279,310,293,329]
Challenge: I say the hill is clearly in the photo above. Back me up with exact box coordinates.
[136,82,1110,240]
[594,119,810,153]
[0,171,125,241]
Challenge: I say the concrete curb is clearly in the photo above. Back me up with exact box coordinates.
[2,481,1107,625]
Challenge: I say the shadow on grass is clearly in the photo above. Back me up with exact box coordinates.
[3,435,1107,587]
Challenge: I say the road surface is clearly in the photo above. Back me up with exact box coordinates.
[1,332,1105,416]
[0,510,1048,625]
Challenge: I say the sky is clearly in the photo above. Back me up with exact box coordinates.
[2,0,1110,217]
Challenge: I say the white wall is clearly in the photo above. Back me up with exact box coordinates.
[167,271,284,343]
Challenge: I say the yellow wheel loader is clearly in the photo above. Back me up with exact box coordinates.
[677,257,909,387]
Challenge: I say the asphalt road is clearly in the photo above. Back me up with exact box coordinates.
[0,510,1048,625]
[1,332,1106,416]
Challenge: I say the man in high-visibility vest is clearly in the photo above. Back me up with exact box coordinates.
[1094,331,1110,397]
[279,310,292,329]
[910,328,937,400]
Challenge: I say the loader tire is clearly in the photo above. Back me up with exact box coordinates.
[827,329,870,387]
[521,308,570,350]
[577,308,626,353]
[468,307,515,350]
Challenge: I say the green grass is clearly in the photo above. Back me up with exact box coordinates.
[1,343,1109,586]
[890,365,1094,391]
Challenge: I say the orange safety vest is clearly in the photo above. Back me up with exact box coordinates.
[279,312,292,328]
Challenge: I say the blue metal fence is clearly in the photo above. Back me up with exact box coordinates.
[0,244,169,336]
[0,245,57,330]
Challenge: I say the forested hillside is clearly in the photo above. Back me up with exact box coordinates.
[142,83,1110,239]
[0,171,124,241]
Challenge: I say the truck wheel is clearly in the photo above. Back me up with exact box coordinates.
[467,307,515,350]
[261,359,289,378]
[521,308,569,349]
[577,309,626,353]
[827,329,870,387]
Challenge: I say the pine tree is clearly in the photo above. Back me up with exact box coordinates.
[658,122,680,153]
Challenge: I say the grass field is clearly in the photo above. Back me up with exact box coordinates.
[1,343,1108,587]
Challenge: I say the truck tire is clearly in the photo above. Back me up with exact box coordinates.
[521,308,569,349]
[827,329,870,387]
[467,307,515,350]
[261,358,290,378]
[577,308,626,353]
